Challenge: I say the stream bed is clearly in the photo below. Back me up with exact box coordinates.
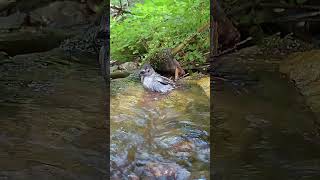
[0,49,108,179]
[213,72,320,179]
[110,76,210,179]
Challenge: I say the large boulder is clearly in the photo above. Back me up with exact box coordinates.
[0,28,69,55]
[29,1,92,28]
[0,12,26,31]
[0,0,15,12]
[280,50,320,118]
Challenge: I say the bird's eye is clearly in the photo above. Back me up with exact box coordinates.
[147,69,150,72]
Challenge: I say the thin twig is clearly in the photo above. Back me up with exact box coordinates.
[275,11,320,22]
[259,3,320,11]
[212,76,229,81]
[213,36,253,57]
[176,73,190,81]
[110,5,132,14]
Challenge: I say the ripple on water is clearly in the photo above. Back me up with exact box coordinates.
[111,77,210,179]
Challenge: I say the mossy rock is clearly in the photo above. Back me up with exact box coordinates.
[280,50,320,119]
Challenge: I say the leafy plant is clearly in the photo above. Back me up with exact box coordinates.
[110,0,209,64]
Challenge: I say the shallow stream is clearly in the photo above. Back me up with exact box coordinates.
[0,50,108,179]
[213,72,320,179]
[110,76,210,179]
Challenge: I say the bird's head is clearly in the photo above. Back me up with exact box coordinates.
[139,63,155,77]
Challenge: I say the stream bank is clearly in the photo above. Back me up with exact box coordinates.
[0,1,109,179]
[212,35,320,179]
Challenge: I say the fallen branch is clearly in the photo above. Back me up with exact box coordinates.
[259,3,320,11]
[212,76,229,81]
[184,64,210,72]
[176,73,190,81]
[110,5,132,14]
[275,11,320,22]
[213,36,252,57]
[281,18,320,22]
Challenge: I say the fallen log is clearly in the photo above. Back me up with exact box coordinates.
[110,71,130,79]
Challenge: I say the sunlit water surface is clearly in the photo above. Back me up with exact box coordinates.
[111,78,210,179]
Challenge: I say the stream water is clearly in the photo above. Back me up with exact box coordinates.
[2,47,320,180]
[213,72,320,179]
[0,50,108,179]
[110,77,210,179]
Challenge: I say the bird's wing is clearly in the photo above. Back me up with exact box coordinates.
[155,74,175,86]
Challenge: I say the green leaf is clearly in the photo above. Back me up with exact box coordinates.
[296,0,308,4]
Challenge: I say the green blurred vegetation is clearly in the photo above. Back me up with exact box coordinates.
[110,0,209,65]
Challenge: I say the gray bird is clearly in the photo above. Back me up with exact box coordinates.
[139,64,175,93]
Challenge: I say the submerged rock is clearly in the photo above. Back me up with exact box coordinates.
[181,74,210,97]
[110,74,209,178]
[280,50,320,119]
[0,0,15,12]
[0,51,8,59]
[0,12,26,31]
[0,48,107,179]
[0,29,68,55]
[135,162,191,180]
[29,1,92,28]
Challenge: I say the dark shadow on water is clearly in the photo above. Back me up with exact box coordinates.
[0,51,108,179]
[213,72,320,179]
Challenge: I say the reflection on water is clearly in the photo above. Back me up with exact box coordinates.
[111,77,210,179]
[0,51,107,179]
[213,72,320,179]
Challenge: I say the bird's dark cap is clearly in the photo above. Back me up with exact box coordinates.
[141,63,153,70]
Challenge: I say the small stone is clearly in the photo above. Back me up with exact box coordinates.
[119,62,139,71]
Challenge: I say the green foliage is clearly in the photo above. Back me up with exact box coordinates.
[110,0,209,64]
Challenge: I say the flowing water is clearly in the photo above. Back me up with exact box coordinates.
[213,72,320,179]
[110,76,210,179]
[0,50,108,179]
[3,46,319,180]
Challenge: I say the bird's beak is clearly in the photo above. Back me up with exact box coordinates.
[139,70,145,75]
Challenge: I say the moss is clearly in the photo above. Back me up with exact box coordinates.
[110,77,141,96]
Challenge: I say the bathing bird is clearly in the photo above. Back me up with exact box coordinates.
[139,64,175,93]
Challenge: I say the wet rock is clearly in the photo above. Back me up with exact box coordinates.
[86,0,103,13]
[0,48,107,179]
[119,62,139,72]
[213,46,279,75]
[156,136,185,149]
[110,74,209,178]
[13,0,56,13]
[59,7,108,57]
[29,1,92,28]
[0,165,79,180]
[0,12,26,31]
[181,74,210,97]
[128,173,140,180]
[260,33,313,56]
[59,22,103,55]
[280,50,320,118]
[0,0,15,12]
[135,162,190,180]
[0,51,8,59]
[110,65,119,73]
[0,29,68,55]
